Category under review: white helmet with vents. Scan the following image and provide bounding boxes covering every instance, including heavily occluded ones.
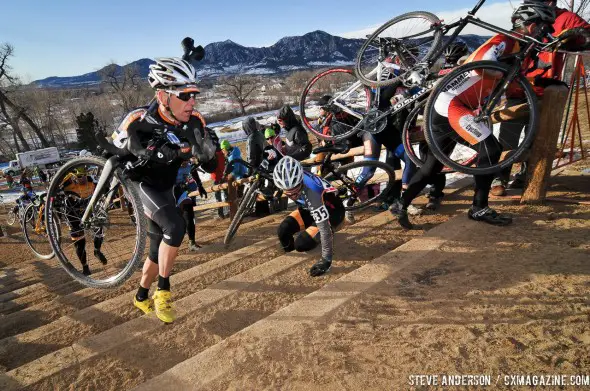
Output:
[273,156,303,190]
[148,57,198,89]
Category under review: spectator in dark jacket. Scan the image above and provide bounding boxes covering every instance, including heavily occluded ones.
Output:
[277,105,312,161]
[243,117,266,170]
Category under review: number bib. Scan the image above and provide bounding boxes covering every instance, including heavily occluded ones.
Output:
[311,205,329,224]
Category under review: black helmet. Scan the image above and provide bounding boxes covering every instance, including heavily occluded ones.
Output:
[317,95,332,108]
[443,42,469,64]
[512,1,556,29]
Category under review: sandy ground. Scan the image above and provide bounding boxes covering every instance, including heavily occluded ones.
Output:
[198,160,590,391]
[0,93,587,390]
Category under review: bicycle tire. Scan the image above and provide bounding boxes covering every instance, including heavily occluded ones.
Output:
[224,181,261,245]
[424,61,539,176]
[22,203,56,260]
[325,160,396,211]
[355,11,443,88]
[402,100,428,167]
[299,68,370,141]
[45,156,147,289]
[6,209,16,226]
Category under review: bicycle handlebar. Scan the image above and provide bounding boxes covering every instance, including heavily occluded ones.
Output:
[224,158,274,181]
[96,133,131,157]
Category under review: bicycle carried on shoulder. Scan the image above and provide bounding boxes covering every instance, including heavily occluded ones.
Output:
[301,0,590,174]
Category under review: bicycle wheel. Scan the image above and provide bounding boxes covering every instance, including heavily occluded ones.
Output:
[224,180,260,245]
[45,156,147,289]
[355,11,443,88]
[324,160,396,211]
[424,61,538,175]
[6,208,17,226]
[22,203,56,260]
[402,100,458,173]
[299,68,371,141]
[402,100,428,167]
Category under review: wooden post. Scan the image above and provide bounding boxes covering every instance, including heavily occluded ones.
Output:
[118,186,126,211]
[227,176,237,220]
[521,85,569,204]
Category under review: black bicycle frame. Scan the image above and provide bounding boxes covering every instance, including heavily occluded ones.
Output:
[426,15,532,68]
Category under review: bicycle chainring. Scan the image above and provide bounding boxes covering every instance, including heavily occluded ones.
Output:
[363,109,388,135]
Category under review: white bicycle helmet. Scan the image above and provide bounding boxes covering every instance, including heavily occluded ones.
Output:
[273,156,303,190]
[148,57,198,89]
[512,1,556,29]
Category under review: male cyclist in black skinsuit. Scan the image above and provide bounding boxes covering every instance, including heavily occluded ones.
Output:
[112,57,218,323]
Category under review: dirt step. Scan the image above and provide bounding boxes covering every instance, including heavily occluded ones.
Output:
[0,236,280,371]
[0,208,288,293]
[0,211,398,391]
[0,211,289,316]
[0,216,284,341]
[132,215,473,391]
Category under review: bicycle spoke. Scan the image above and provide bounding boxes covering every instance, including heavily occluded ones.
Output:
[426,61,537,175]
[300,68,369,141]
[356,12,442,87]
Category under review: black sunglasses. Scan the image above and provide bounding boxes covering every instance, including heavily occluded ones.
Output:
[167,90,198,102]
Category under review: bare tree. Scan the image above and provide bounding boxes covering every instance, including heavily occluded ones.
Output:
[283,70,316,104]
[98,62,149,114]
[558,0,590,16]
[218,75,261,115]
[0,43,51,149]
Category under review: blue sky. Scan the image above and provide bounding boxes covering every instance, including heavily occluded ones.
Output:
[2,0,510,81]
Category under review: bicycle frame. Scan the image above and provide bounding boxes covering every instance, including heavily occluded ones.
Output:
[330,0,562,132]
[80,156,122,224]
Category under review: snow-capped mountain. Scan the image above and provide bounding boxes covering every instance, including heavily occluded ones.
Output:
[34,31,489,88]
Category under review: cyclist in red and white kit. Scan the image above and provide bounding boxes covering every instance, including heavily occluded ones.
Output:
[491,0,590,195]
[392,1,557,228]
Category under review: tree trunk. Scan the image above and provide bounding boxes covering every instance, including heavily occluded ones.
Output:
[0,90,50,147]
[0,98,30,151]
[11,131,21,153]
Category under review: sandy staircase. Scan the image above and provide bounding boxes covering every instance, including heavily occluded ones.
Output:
[0,180,472,390]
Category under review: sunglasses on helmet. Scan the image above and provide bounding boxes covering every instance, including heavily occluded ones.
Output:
[166,90,199,102]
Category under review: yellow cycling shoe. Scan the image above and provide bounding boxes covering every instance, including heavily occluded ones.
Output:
[133,296,154,315]
[153,290,177,323]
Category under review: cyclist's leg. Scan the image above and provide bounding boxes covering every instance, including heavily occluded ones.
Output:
[295,203,344,251]
[68,217,91,275]
[472,135,502,209]
[396,144,417,190]
[384,148,403,203]
[278,207,309,252]
[401,150,446,210]
[295,226,319,252]
[181,202,196,243]
[375,120,404,203]
[134,217,161,313]
[355,132,381,187]
[429,174,446,198]
[494,98,529,189]
[136,182,185,322]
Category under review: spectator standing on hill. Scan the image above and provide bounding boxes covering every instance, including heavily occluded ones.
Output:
[243,117,266,171]
[277,105,312,161]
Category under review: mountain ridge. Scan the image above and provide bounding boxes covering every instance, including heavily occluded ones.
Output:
[34,31,489,88]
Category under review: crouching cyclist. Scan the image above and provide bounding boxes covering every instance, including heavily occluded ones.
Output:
[273,156,345,277]
[112,57,218,323]
[59,167,108,275]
